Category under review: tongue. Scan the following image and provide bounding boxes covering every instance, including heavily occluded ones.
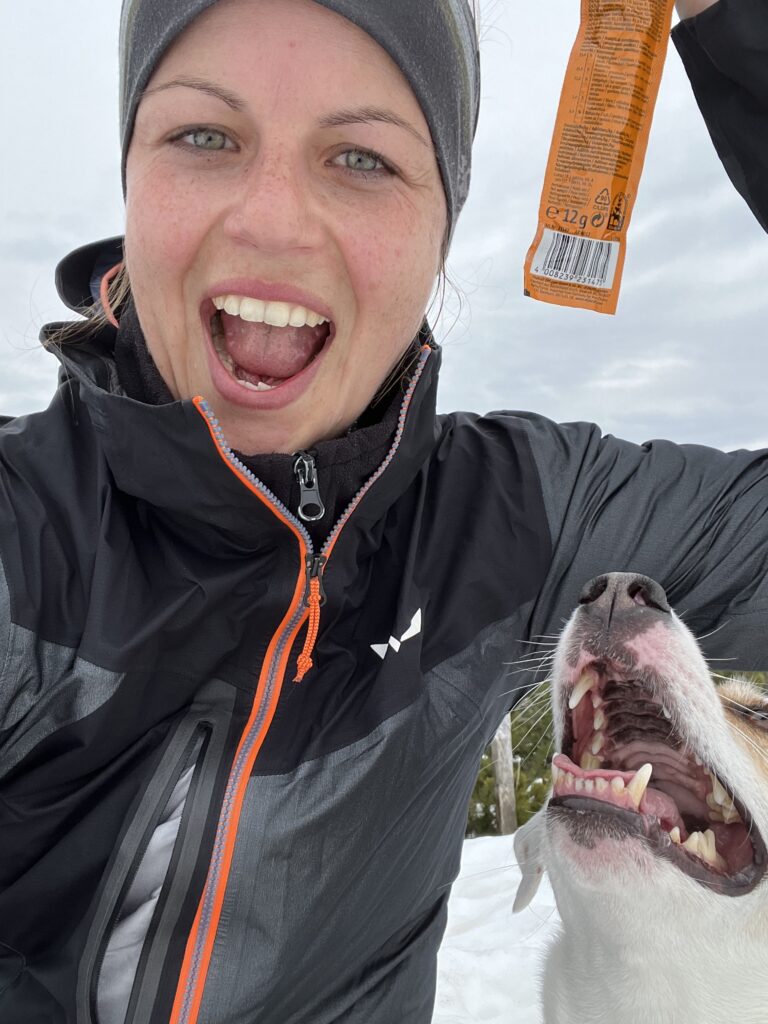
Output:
[220,311,326,380]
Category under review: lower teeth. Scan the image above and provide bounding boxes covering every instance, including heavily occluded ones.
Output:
[211,316,278,391]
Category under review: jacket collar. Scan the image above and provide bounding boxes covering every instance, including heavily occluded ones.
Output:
[41,239,441,551]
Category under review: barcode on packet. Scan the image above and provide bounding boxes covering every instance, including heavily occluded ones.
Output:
[531,229,620,290]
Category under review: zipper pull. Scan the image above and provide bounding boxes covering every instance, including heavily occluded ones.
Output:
[304,554,327,607]
[293,451,326,522]
[294,554,327,683]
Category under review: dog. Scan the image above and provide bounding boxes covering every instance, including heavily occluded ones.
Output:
[512,572,768,1024]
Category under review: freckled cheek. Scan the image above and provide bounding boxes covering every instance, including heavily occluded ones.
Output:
[127,172,217,275]
[336,217,434,328]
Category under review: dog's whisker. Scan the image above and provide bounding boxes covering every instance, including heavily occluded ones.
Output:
[693,621,731,642]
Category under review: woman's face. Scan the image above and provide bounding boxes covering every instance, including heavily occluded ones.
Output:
[124,0,447,455]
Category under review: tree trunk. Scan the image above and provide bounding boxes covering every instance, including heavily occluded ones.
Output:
[492,714,518,834]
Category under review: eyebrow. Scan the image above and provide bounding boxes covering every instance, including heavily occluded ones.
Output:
[143,79,429,149]
[143,76,246,111]
[317,107,430,149]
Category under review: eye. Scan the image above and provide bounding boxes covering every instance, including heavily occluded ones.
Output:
[733,703,768,729]
[171,127,236,152]
[333,148,394,178]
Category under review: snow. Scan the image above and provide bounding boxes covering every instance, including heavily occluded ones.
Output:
[435,836,561,1024]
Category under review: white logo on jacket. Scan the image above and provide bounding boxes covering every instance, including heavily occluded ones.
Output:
[371,608,422,660]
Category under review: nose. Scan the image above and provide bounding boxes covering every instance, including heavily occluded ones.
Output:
[578,572,671,616]
[223,147,321,254]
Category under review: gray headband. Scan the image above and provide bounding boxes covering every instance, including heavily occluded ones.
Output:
[119,0,480,240]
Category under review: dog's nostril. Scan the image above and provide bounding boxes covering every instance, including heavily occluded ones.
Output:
[578,575,610,605]
[627,578,671,613]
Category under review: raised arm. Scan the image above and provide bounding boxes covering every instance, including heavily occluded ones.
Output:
[672,0,768,231]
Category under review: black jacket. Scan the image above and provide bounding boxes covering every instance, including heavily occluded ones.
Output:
[1,4,766,1023]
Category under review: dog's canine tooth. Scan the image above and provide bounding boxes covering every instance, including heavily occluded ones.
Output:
[711,775,730,807]
[626,762,653,807]
[569,670,597,710]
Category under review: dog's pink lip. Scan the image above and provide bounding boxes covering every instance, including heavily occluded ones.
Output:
[202,278,335,324]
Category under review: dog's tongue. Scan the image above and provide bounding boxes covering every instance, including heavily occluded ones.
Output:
[221,311,324,380]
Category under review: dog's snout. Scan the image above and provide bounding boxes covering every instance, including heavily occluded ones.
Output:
[578,573,671,615]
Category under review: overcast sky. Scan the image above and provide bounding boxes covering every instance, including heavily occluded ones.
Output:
[2,1,767,450]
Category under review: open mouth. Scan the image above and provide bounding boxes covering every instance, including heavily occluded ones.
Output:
[206,294,335,394]
[550,662,768,895]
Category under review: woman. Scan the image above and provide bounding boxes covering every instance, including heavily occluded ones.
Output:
[1,1,766,1022]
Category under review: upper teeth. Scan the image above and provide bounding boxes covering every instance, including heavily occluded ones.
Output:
[569,670,598,710]
[212,295,329,329]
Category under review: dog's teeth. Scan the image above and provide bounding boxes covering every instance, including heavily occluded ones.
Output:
[661,705,671,719]
[706,772,742,822]
[575,778,585,792]
[682,829,728,871]
[711,775,733,809]
[626,763,653,808]
[595,778,608,793]
[584,779,595,793]
[580,753,602,770]
[569,670,597,710]
[683,831,702,856]
[593,708,606,730]
[669,826,682,844]
[591,692,602,709]
[551,764,560,784]
[590,732,604,756]
[610,777,625,794]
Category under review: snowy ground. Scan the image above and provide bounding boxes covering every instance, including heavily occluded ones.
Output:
[435,836,560,1024]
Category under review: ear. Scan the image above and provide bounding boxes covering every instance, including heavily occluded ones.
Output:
[512,808,548,913]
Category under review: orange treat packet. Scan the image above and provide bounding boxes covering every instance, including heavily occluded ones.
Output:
[524,0,677,315]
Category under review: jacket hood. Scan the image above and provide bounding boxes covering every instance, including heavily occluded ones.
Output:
[42,238,442,552]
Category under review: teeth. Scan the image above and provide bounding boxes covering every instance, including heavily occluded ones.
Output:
[626,762,653,808]
[237,380,276,392]
[669,826,681,844]
[610,777,625,795]
[706,771,741,823]
[213,294,329,329]
[569,670,596,710]
[590,732,604,756]
[551,764,560,784]
[595,778,608,794]
[593,708,606,730]
[584,779,594,793]
[580,753,602,770]
[661,705,671,719]
[681,828,727,870]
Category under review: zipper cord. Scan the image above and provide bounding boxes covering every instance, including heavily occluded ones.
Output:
[294,554,327,683]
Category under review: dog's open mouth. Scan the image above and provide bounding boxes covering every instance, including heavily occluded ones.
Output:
[550,662,768,895]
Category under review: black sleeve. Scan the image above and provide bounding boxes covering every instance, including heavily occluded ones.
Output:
[514,412,768,670]
[672,0,768,232]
